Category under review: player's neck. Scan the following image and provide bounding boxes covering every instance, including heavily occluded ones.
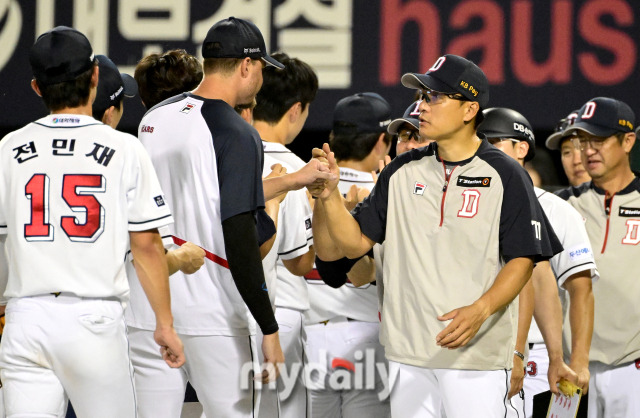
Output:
[437,133,482,162]
[253,120,288,145]
[192,75,238,107]
[593,166,636,196]
[50,103,93,116]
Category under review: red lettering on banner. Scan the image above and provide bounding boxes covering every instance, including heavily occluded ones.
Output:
[380,0,441,85]
[578,0,636,85]
[511,0,572,86]
[448,0,504,83]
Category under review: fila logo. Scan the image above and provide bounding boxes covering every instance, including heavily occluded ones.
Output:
[622,219,640,245]
[582,101,597,119]
[413,181,426,195]
[409,100,422,116]
[457,189,480,218]
[429,56,446,72]
[180,103,196,114]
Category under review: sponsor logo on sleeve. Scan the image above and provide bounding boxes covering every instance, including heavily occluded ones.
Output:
[141,125,154,133]
[154,195,166,207]
[568,245,592,261]
[413,181,426,195]
[180,103,196,114]
[618,207,640,217]
[305,218,312,230]
[456,176,491,187]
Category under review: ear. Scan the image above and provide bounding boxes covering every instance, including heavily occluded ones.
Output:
[623,132,636,153]
[102,106,115,125]
[31,79,42,97]
[463,101,480,123]
[375,133,389,155]
[91,65,99,88]
[240,57,252,78]
[515,141,529,160]
[288,102,302,123]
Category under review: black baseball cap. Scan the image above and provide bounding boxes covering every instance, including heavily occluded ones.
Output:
[92,55,138,114]
[202,17,284,69]
[30,26,95,85]
[545,110,579,150]
[333,93,392,136]
[566,97,635,138]
[401,54,489,108]
[388,101,421,134]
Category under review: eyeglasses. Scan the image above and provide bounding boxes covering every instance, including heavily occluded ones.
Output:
[487,137,520,146]
[397,129,427,144]
[418,90,467,106]
[571,135,611,151]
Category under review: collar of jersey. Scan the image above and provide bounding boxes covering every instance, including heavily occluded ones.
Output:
[261,140,291,153]
[589,173,640,196]
[339,166,375,182]
[37,114,102,128]
[434,138,487,166]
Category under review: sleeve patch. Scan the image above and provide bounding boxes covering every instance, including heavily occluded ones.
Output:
[567,245,592,262]
[154,195,166,207]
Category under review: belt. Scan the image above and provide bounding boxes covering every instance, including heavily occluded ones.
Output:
[318,317,357,325]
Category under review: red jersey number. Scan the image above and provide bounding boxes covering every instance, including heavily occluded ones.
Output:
[25,174,106,243]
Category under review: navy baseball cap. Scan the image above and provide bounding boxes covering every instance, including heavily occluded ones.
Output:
[92,55,138,114]
[202,17,284,69]
[545,110,579,150]
[401,54,489,108]
[333,92,392,135]
[30,26,95,85]
[566,97,635,138]
[388,101,421,134]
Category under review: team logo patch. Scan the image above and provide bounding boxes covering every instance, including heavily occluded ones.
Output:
[154,195,165,207]
[180,103,196,113]
[456,176,491,187]
[413,181,426,195]
[619,207,640,217]
[305,218,312,230]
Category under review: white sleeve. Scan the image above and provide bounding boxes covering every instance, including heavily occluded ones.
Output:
[277,189,312,261]
[126,139,173,232]
[548,198,599,287]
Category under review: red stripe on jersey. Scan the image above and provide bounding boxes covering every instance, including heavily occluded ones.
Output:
[172,235,229,269]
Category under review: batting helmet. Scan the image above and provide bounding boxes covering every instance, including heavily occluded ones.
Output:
[478,107,536,161]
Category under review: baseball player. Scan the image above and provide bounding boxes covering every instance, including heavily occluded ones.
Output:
[251,52,318,418]
[478,107,597,417]
[91,55,138,128]
[0,26,184,417]
[134,49,203,109]
[546,110,592,187]
[388,100,433,154]
[312,54,563,417]
[556,97,640,418]
[308,92,392,418]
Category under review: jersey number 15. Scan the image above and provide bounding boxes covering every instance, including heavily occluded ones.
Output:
[25,174,105,242]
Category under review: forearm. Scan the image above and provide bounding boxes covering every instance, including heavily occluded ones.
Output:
[531,261,564,360]
[321,188,373,259]
[263,175,297,200]
[130,229,173,329]
[312,198,346,261]
[346,256,376,287]
[475,257,534,318]
[222,212,278,335]
[516,279,534,354]
[282,247,315,277]
[564,272,594,366]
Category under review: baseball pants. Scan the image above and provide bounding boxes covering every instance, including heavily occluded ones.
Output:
[588,359,640,418]
[128,327,259,418]
[520,343,549,418]
[306,318,390,418]
[257,307,310,418]
[388,361,523,418]
[0,295,136,418]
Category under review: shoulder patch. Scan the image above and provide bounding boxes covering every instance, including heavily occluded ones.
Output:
[457,176,491,188]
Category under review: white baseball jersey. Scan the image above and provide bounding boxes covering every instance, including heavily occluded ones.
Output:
[306,167,379,323]
[127,93,266,336]
[261,153,313,309]
[527,187,599,344]
[0,115,172,300]
[262,141,313,311]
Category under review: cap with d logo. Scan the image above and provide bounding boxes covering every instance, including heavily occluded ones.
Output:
[566,97,635,138]
[388,101,421,134]
[401,54,489,108]
[545,110,579,150]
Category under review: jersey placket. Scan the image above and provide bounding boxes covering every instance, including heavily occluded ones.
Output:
[439,161,457,227]
[601,192,615,253]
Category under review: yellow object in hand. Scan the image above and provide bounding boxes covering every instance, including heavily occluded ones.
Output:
[558,379,581,397]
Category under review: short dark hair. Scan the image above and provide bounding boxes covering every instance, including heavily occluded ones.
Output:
[330,127,392,162]
[135,49,203,109]
[92,97,122,122]
[202,57,242,75]
[253,52,318,124]
[36,63,95,112]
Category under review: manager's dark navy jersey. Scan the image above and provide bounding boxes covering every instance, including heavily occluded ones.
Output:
[352,140,561,370]
[557,177,640,366]
[129,93,265,336]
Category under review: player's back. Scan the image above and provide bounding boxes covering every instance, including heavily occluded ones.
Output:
[0,114,171,300]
